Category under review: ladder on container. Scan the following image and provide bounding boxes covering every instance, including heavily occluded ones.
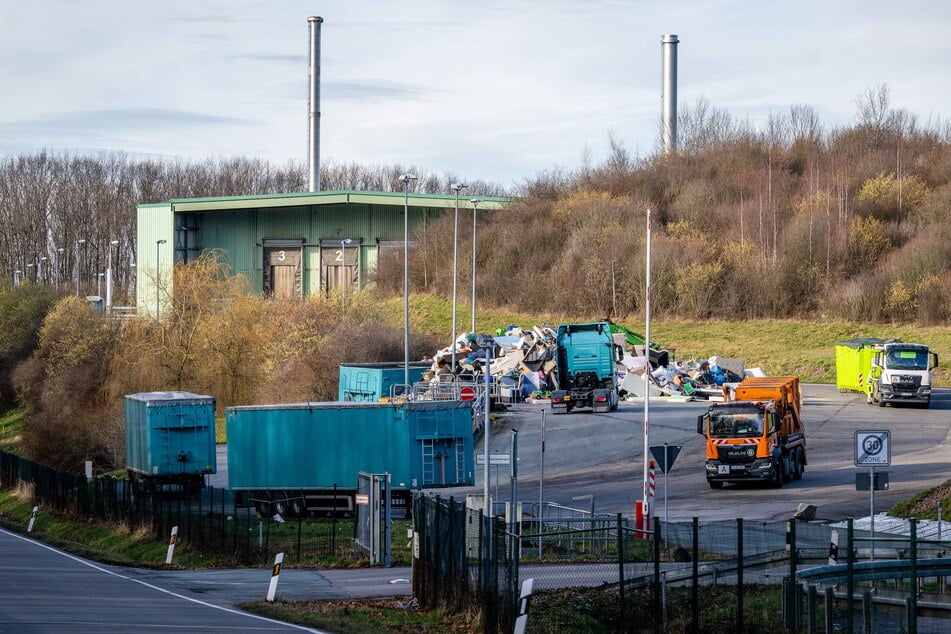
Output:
[455,437,466,484]
[421,438,435,486]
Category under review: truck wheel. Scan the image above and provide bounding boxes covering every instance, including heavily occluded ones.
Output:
[792,451,803,481]
[708,481,723,489]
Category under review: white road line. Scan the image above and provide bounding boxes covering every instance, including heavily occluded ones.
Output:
[0,527,328,633]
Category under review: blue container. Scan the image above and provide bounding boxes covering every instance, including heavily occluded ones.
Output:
[226,400,474,495]
[124,392,217,487]
[338,361,431,402]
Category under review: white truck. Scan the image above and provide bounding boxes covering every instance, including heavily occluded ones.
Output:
[866,342,939,408]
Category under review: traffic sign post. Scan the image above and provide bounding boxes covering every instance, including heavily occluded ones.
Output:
[459,386,476,401]
[649,444,683,526]
[855,430,891,562]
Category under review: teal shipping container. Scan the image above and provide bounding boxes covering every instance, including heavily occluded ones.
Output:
[226,400,474,514]
[124,391,217,491]
[338,361,431,402]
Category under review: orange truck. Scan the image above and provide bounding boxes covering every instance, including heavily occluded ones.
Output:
[696,376,807,489]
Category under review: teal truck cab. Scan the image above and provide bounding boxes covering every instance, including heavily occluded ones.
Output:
[550,322,623,414]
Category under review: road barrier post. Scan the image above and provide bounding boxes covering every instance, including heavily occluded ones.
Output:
[266,552,284,602]
[166,525,178,565]
[27,506,38,532]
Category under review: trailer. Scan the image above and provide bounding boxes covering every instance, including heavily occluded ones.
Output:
[338,361,431,402]
[226,399,475,516]
[124,391,217,494]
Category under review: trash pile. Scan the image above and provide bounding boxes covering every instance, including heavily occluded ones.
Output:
[420,322,762,404]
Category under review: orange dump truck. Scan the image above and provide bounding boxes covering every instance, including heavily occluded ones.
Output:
[696,376,806,489]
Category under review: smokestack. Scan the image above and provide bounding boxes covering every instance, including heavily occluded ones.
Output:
[308,16,323,192]
[661,34,679,154]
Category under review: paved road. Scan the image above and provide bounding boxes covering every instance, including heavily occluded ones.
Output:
[461,384,951,523]
[0,527,329,633]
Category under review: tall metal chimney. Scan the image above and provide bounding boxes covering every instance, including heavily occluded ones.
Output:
[308,16,323,192]
[661,34,679,154]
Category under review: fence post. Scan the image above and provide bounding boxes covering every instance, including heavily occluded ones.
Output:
[653,515,661,631]
[808,584,818,634]
[737,517,744,632]
[786,517,798,629]
[617,513,625,625]
[692,517,699,632]
[908,517,917,634]
[863,590,873,634]
[847,518,855,634]
[825,587,836,634]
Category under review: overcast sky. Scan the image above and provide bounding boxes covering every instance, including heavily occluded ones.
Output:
[2,1,950,189]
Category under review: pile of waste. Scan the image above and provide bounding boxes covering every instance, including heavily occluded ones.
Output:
[419,321,761,404]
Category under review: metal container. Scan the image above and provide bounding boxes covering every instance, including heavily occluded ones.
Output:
[226,400,474,494]
[338,361,431,402]
[124,392,217,487]
[834,338,894,392]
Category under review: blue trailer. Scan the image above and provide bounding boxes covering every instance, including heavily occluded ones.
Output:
[338,361,431,402]
[124,391,217,493]
[226,399,474,515]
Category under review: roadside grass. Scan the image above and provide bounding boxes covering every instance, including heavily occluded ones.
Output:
[0,408,25,454]
[244,599,478,634]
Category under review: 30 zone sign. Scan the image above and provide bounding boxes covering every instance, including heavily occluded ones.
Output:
[854,430,891,466]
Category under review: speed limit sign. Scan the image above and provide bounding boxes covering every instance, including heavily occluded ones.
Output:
[855,430,890,466]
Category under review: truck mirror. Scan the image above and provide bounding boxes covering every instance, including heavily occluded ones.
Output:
[696,415,704,435]
[614,344,624,363]
[931,353,939,370]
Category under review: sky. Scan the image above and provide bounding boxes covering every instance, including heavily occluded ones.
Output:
[2,1,950,190]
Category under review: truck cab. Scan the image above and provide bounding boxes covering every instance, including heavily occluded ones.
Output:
[550,322,624,414]
[867,343,938,407]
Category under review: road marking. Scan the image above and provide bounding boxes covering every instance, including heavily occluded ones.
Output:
[0,527,326,633]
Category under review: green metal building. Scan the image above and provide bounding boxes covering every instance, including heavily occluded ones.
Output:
[136,190,508,313]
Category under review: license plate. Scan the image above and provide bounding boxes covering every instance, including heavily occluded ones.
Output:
[718,465,730,474]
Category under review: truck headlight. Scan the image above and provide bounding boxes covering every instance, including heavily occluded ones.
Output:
[750,459,773,474]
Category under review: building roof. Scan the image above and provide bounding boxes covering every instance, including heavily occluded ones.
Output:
[145,189,510,213]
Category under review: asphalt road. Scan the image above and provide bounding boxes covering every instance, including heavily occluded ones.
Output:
[0,527,327,633]
[462,384,951,523]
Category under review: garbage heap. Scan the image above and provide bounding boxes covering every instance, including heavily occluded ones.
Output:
[421,323,760,403]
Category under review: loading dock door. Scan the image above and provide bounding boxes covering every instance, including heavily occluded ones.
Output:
[320,240,360,295]
[263,246,302,299]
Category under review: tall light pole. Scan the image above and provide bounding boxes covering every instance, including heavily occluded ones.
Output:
[399,174,417,391]
[450,183,467,372]
[106,239,119,313]
[55,247,65,292]
[642,208,654,531]
[38,257,48,284]
[340,238,352,310]
[74,239,86,296]
[470,198,482,334]
[156,239,167,319]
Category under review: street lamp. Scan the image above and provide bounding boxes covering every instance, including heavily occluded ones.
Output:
[156,239,167,319]
[450,183,468,372]
[74,239,86,296]
[38,257,48,284]
[55,247,65,292]
[470,198,483,334]
[399,174,417,391]
[106,239,119,313]
[340,238,352,310]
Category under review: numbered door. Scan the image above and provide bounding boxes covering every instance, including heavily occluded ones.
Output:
[321,243,359,295]
[263,247,302,299]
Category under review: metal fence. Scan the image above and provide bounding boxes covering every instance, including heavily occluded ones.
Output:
[414,494,951,633]
[0,450,362,566]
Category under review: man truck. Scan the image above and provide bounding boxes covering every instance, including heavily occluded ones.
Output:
[866,342,938,408]
[697,376,806,489]
[550,322,623,414]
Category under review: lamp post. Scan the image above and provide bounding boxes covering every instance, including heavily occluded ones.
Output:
[55,247,65,292]
[38,257,48,284]
[340,238,352,309]
[450,183,467,372]
[470,198,482,334]
[399,174,417,391]
[74,239,86,296]
[106,239,119,313]
[156,239,167,319]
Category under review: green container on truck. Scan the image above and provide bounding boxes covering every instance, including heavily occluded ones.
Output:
[550,322,623,414]
[226,399,474,515]
[124,391,217,493]
[338,361,431,402]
